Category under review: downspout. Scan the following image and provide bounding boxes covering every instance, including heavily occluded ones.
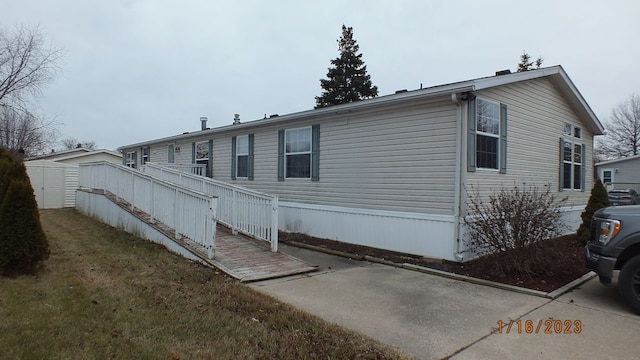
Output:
[451,93,464,261]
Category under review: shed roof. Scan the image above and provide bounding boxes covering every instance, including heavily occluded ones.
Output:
[595,154,640,167]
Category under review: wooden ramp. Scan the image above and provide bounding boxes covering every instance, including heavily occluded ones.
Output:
[83,189,317,282]
[211,226,318,282]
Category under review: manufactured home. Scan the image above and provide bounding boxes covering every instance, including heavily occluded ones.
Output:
[596,155,640,192]
[119,66,604,261]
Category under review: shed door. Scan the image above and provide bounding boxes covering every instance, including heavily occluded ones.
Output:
[43,167,65,209]
[28,166,46,208]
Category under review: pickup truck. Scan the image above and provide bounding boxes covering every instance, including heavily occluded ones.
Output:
[585,205,640,314]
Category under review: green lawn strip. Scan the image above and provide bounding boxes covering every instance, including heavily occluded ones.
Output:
[0,209,409,359]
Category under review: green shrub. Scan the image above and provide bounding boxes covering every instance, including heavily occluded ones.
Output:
[577,179,610,245]
[0,149,49,276]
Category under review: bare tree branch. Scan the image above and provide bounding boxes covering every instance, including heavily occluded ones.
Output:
[0,24,63,156]
[597,93,640,160]
[0,107,58,156]
[0,24,63,109]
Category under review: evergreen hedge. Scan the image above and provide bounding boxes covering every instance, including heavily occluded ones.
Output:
[0,147,49,276]
[577,179,610,245]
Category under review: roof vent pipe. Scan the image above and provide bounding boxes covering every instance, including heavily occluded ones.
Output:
[200,116,208,130]
[233,114,241,125]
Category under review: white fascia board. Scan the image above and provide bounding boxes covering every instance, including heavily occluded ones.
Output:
[596,154,640,167]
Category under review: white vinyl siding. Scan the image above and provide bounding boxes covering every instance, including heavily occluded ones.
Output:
[465,78,593,206]
[213,98,458,215]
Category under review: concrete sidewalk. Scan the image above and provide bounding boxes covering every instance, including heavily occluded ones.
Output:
[250,244,640,359]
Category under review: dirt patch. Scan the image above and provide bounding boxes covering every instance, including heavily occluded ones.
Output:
[280,232,588,293]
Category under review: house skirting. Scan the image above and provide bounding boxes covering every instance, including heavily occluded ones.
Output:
[278,203,586,262]
[279,202,457,261]
[560,205,585,234]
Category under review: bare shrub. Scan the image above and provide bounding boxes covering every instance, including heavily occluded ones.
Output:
[464,184,568,276]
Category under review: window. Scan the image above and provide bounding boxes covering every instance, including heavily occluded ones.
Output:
[467,97,507,173]
[231,135,253,180]
[560,123,585,191]
[561,139,584,191]
[285,127,311,178]
[126,151,136,169]
[602,170,613,184]
[236,135,249,178]
[168,144,175,163]
[193,140,212,177]
[278,125,320,181]
[141,147,150,165]
[195,141,209,161]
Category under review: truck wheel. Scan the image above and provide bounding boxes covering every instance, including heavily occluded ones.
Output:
[619,255,640,315]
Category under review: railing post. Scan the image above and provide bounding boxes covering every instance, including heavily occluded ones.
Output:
[271,196,278,252]
[150,179,155,223]
[232,188,238,235]
[130,172,135,211]
[208,197,217,259]
[174,188,179,239]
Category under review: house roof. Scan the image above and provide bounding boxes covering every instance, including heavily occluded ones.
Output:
[119,65,604,150]
[27,149,121,162]
[595,154,640,167]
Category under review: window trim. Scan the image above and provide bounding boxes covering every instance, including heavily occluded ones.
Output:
[235,135,249,179]
[467,97,507,174]
[141,146,150,165]
[285,126,312,179]
[126,151,137,169]
[278,125,320,181]
[167,143,175,163]
[560,137,585,191]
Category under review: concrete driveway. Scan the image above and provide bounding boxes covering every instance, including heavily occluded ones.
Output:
[250,244,640,359]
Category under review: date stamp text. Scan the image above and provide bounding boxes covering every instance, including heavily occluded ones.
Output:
[497,319,582,334]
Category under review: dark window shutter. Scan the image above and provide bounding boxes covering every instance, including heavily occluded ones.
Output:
[581,144,586,191]
[559,138,564,192]
[248,134,254,181]
[499,103,507,174]
[231,136,237,180]
[467,97,477,172]
[122,152,126,165]
[208,140,213,178]
[191,142,196,164]
[277,130,285,181]
[311,125,320,181]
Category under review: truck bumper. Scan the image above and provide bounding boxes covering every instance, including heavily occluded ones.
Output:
[585,245,617,285]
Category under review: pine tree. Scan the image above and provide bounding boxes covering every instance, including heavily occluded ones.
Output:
[577,179,610,245]
[315,25,378,108]
[516,51,543,72]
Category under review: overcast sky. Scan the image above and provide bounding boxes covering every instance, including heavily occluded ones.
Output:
[5,0,639,151]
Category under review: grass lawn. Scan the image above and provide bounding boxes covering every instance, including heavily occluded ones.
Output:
[0,209,409,359]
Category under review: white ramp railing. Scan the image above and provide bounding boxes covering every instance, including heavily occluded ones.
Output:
[143,162,278,252]
[79,161,217,259]
[152,163,206,176]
